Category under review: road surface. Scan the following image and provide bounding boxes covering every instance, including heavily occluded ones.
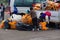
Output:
[0,29,60,40]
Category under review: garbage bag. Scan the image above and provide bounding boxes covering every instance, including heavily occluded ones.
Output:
[9,21,17,29]
[4,20,10,29]
[21,14,32,24]
[16,22,33,31]
[45,11,51,16]
[10,14,22,22]
[0,20,5,29]
[39,22,48,30]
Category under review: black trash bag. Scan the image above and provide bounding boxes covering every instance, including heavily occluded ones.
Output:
[4,20,10,29]
[16,22,33,31]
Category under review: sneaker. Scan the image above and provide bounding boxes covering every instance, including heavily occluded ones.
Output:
[32,28,35,31]
[37,28,40,31]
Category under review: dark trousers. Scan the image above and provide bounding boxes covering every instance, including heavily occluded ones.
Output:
[32,17,39,29]
[1,12,4,20]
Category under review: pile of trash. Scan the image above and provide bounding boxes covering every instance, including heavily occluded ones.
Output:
[0,13,48,31]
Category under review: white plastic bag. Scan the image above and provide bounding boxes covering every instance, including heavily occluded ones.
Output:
[10,14,22,22]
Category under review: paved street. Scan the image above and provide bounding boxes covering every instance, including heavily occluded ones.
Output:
[0,29,60,40]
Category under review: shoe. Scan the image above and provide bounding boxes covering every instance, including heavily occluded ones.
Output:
[32,28,35,31]
[37,28,40,31]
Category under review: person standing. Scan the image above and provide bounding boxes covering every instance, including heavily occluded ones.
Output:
[4,6,11,20]
[1,3,5,20]
[0,4,2,20]
[29,7,39,31]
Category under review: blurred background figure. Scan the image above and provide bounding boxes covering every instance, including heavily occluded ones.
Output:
[4,6,11,20]
[1,3,5,20]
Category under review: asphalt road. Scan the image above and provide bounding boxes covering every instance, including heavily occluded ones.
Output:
[0,29,60,40]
